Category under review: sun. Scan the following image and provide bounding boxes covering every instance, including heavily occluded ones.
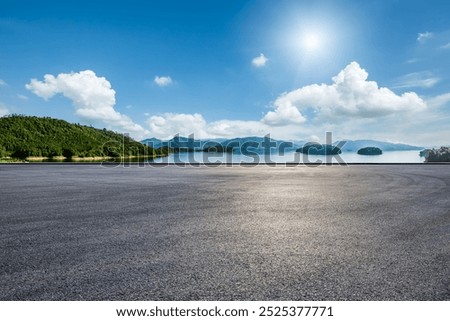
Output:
[281,19,338,63]
[303,33,320,51]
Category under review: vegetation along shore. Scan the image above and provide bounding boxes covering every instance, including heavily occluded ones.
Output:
[0,115,168,161]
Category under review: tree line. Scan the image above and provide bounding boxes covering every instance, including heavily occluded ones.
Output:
[0,115,166,159]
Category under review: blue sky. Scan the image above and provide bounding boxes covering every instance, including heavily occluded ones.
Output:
[1,0,450,145]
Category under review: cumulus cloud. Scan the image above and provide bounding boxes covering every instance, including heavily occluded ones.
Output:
[143,62,429,140]
[154,76,172,87]
[262,61,426,125]
[252,53,268,67]
[417,32,433,43]
[441,42,450,50]
[146,113,269,139]
[262,100,306,126]
[0,79,6,86]
[147,113,209,138]
[394,71,440,89]
[26,70,145,134]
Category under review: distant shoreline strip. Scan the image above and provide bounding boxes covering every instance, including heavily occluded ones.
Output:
[0,162,449,166]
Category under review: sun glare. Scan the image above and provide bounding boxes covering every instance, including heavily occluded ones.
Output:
[280,15,344,65]
[303,33,320,50]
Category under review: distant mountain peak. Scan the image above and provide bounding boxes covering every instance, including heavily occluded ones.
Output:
[140,136,423,152]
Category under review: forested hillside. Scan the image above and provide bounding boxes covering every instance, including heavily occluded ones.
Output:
[0,115,164,159]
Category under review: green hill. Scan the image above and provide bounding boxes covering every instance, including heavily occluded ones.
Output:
[0,115,165,159]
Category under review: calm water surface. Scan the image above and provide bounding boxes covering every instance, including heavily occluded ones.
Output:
[150,150,425,164]
[24,150,425,163]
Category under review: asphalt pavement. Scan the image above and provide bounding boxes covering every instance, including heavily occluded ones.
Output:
[0,164,449,300]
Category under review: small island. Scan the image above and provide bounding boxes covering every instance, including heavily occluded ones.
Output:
[424,147,450,162]
[357,147,383,155]
[296,143,342,155]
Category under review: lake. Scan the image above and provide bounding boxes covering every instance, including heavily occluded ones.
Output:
[22,150,425,164]
[149,150,425,164]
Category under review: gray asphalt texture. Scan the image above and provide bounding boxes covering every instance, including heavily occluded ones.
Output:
[0,164,449,300]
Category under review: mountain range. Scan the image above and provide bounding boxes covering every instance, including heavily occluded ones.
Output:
[141,136,423,153]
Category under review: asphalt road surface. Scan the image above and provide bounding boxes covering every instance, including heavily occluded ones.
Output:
[0,164,449,300]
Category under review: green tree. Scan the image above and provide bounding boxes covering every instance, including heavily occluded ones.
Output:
[0,115,166,160]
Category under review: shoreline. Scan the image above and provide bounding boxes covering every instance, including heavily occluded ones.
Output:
[0,154,169,163]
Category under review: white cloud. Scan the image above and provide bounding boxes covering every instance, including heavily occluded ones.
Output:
[417,32,433,43]
[146,113,269,139]
[0,79,6,87]
[307,135,320,143]
[426,93,450,109]
[0,103,9,117]
[143,62,432,142]
[147,113,209,139]
[207,119,268,138]
[252,53,268,67]
[262,100,306,126]
[154,76,172,87]
[440,42,450,49]
[17,62,446,145]
[394,71,440,89]
[17,94,28,100]
[26,70,146,135]
[262,61,426,125]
